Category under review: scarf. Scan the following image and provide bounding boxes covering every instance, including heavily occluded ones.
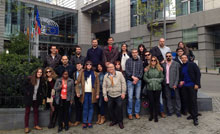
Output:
[84,70,95,88]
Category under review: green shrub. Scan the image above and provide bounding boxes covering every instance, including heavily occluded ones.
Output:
[0,53,42,96]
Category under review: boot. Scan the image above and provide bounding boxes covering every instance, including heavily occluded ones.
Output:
[52,110,58,128]
[96,114,101,124]
[99,116,106,125]
[48,111,54,129]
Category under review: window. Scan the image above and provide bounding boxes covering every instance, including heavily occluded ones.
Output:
[176,0,203,16]
[183,28,198,50]
[214,29,220,49]
[190,0,203,13]
[131,0,137,27]
[132,37,143,49]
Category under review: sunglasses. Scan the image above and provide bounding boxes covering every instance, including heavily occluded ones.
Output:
[145,54,150,56]
[151,60,156,62]
[86,63,92,65]
[46,71,52,73]
[166,56,172,58]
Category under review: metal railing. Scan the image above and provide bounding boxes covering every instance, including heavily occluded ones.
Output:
[0,74,27,108]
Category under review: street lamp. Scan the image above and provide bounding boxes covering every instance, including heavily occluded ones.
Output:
[27,6,33,63]
[163,0,166,40]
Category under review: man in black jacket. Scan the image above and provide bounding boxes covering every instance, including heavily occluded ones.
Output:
[44,45,61,69]
[85,39,103,69]
[56,56,75,79]
[180,54,201,126]
[150,38,171,64]
[70,46,85,67]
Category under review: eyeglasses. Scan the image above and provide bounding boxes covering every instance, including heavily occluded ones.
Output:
[46,71,52,73]
[151,60,156,62]
[145,54,150,56]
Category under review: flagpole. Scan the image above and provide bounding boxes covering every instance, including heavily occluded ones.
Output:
[28,7,33,63]
[36,31,39,58]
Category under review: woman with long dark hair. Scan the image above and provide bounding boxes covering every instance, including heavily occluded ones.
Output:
[24,68,45,133]
[76,61,100,129]
[178,41,195,61]
[143,56,164,123]
[138,44,146,61]
[117,43,131,72]
[96,63,107,125]
[114,61,123,72]
[54,70,74,132]
[44,67,57,129]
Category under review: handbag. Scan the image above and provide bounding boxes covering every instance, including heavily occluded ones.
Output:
[78,83,82,95]
[142,85,148,96]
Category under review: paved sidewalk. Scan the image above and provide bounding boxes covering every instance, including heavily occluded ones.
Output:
[0,112,220,134]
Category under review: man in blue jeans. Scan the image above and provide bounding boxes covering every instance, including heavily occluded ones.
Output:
[125,49,143,120]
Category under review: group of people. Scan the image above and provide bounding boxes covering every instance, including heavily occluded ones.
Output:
[23,37,201,133]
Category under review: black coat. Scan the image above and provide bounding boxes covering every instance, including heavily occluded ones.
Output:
[55,64,76,79]
[117,51,132,61]
[150,46,164,62]
[180,62,201,88]
[23,77,45,107]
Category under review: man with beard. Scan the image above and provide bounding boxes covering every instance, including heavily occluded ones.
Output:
[162,52,181,117]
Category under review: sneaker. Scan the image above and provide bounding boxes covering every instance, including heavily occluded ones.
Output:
[176,113,181,118]
[167,112,172,116]
[82,123,87,129]
[88,123,93,128]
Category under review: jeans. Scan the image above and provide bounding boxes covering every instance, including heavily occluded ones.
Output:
[108,96,123,123]
[83,93,94,124]
[127,80,142,115]
[24,101,39,128]
[58,99,70,127]
[97,92,105,116]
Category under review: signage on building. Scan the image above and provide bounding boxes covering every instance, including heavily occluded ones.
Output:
[40,17,59,35]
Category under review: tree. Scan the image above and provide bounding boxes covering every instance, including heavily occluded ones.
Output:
[5,32,29,55]
[136,0,176,48]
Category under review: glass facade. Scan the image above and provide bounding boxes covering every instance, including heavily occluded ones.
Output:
[4,0,78,46]
[37,0,77,9]
[176,0,203,16]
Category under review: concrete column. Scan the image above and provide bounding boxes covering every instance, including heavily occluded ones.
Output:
[198,27,215,69]
[0,0,5,53]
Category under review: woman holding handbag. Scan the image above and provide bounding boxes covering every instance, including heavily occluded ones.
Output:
[44,67,58,128]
